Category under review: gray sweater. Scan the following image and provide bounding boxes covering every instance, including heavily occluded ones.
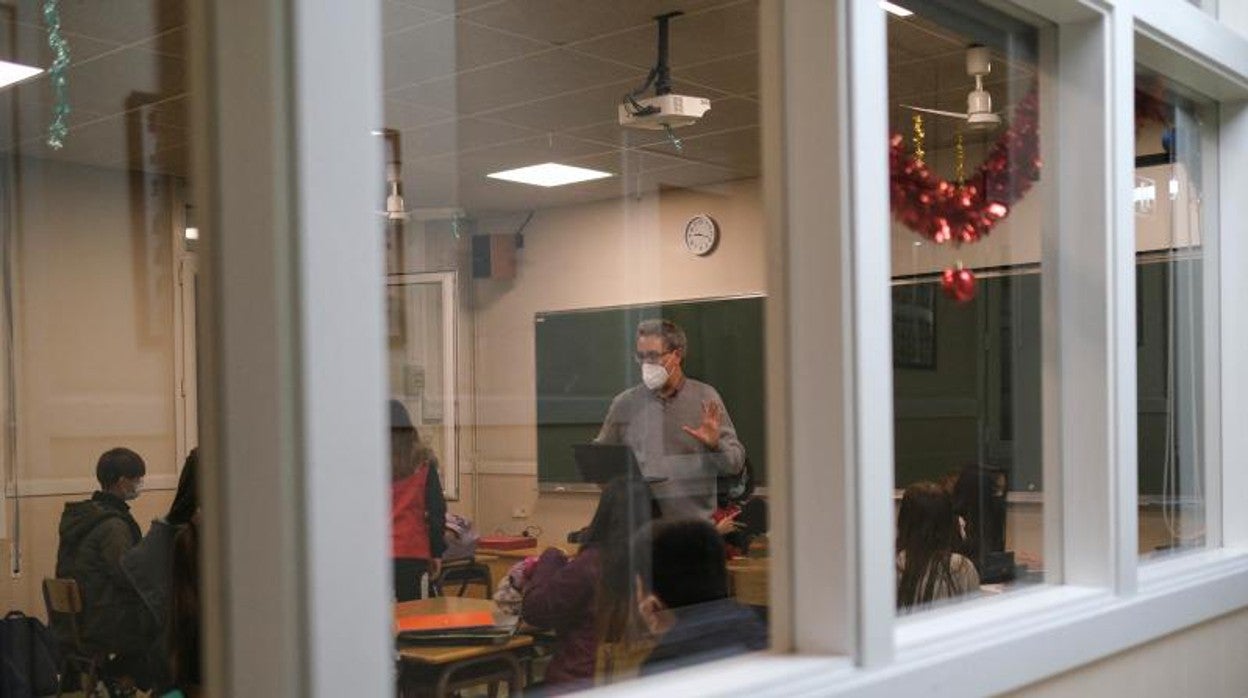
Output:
[595,378,746,519]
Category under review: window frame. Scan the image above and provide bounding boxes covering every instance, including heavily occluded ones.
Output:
[191,0,1248,695]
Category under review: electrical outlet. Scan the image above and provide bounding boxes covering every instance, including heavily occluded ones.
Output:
[511,506,530,519]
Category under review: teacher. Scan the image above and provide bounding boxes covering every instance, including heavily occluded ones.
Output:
[595,319,746,519]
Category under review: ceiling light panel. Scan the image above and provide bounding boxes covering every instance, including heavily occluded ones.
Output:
[0,60,43,89]
[487,162,613,187]
[879,1,914,17]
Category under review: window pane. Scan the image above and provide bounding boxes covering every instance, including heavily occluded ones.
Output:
[0,1,201,693]
[382,2,773,692]
[1135,69,1217,558]
[888,2,1048,613]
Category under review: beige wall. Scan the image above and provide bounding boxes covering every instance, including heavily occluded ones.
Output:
[460,178,766,537]
[0,156,181,616]
[1010,606,1248,697]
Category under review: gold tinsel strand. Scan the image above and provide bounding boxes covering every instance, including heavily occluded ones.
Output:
[955,131,965,185]
[911,113,925,166]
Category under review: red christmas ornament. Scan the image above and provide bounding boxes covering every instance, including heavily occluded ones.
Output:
[940,265,976,303]
[889,84,1041,247]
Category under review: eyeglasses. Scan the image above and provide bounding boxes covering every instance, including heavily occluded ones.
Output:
[635,349,673,364]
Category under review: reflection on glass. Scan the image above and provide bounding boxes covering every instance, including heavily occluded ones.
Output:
[888,1,1046,614]
[382,2,769,692]
[1135,71,1216,558]
[0,0,200,694]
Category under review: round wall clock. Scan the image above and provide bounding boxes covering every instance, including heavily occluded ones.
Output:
[683,213,720,256]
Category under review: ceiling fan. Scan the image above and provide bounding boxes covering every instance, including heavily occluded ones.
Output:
[901,45,1001,132]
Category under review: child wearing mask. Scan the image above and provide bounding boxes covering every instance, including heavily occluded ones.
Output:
[390,400,447,602]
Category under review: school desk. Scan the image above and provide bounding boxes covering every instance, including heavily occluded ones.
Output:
[395,597,533,697]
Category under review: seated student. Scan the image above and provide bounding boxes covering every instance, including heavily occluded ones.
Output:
[390,400,447,602]
[634,519,767,676]
[712,458,767,558]
[896,481,980,611]
[55,447,153,690]
[521,477,656,693]
[122,449,198,693]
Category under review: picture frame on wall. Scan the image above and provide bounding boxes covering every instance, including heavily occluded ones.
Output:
[892,283,937,370]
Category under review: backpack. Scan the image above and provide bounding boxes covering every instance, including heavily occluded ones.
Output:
[0,611,60,698]
[443,513,479,561]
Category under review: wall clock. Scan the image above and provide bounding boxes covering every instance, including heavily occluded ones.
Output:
[683,213,719,256]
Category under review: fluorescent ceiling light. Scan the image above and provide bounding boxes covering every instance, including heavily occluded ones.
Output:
[487,162,613,188]
[879,1,914,17]
[184,226,200,241]
[0,60,43,89]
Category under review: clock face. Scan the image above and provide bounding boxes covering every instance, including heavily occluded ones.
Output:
[684,214,719,256]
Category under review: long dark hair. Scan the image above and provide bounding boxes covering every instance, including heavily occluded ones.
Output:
[167,449,199,526]
[896,481,959,609]
[585,477,656,644]
[169,521,201,689]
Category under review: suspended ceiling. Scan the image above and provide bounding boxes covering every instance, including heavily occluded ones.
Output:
[0,0,1036,218]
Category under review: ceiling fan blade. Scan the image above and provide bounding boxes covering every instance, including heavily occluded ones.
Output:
[899,105,970,120]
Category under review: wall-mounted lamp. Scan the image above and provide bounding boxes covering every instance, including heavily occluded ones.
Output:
[184,204,199,241]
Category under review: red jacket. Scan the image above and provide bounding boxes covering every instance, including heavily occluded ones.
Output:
[391,463,447,560]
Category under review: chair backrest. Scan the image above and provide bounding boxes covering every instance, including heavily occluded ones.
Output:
[43,578,82,615]
[42,577,85,650]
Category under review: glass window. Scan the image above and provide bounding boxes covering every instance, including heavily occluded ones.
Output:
[1134,69,1218,558]
[887,1,1047,613]
[381,2,773,692]
[0,1,201,694]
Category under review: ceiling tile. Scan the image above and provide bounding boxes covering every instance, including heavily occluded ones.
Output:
[383,0,441,35]
[400,117,538,159]
[388,48,639,116]
[677,52,757,96]
[21,0,186,46]
[0,20,120,66]
[384,18,547,92]
[13,112,185,174]
[460,0,734,46]
[399,0,502,18]
[60,48,185,117]
[0,96,108,149]
[639,126,757,173]
[573,2,757,71]
[133,27,185,59]
[384,98,458,130]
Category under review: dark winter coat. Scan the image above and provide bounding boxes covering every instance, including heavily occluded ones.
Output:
[521,546,603,690]
[54,492,149,654]
[640,597,767,676]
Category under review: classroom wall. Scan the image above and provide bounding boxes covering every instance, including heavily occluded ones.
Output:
[466,178,766,538]
[0,156,181,617]
[1009,606,1248,697]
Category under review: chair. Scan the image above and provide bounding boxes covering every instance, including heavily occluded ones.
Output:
[437,558,493,599]
[41,578,103,698]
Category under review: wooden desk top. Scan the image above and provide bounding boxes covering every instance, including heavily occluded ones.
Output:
[478,541,577,559]
[394,597,532,665]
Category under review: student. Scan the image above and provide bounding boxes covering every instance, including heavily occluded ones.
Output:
[122,449,199,693]
[633,518,767,676]
[390,400,447,602]
[54,447,152,690]
[712,457,768,557]
[521,477,656,692]
[896,481,980,611]
[167,517,201,696]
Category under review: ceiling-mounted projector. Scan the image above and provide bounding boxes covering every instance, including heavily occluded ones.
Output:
[619,93,711,130]
[619,12,711,133]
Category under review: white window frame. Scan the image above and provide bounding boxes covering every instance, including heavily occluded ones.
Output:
[191,0,1248,696]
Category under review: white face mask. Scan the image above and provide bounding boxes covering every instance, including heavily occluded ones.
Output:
[125,479,143,501]
[642,362,669,391]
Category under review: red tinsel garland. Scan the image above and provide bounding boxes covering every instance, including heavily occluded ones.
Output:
[889,85,1041,246]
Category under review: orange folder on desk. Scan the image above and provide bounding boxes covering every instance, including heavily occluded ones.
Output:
[396,611,495,633]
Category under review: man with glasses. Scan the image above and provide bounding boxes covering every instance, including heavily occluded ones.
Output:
[595,319,746,519]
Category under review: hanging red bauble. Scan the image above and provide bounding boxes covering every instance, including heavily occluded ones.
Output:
[940,265,976,303]
[890,84,1041,246]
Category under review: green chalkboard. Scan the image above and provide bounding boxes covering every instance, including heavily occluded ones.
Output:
[536,296,766,486]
